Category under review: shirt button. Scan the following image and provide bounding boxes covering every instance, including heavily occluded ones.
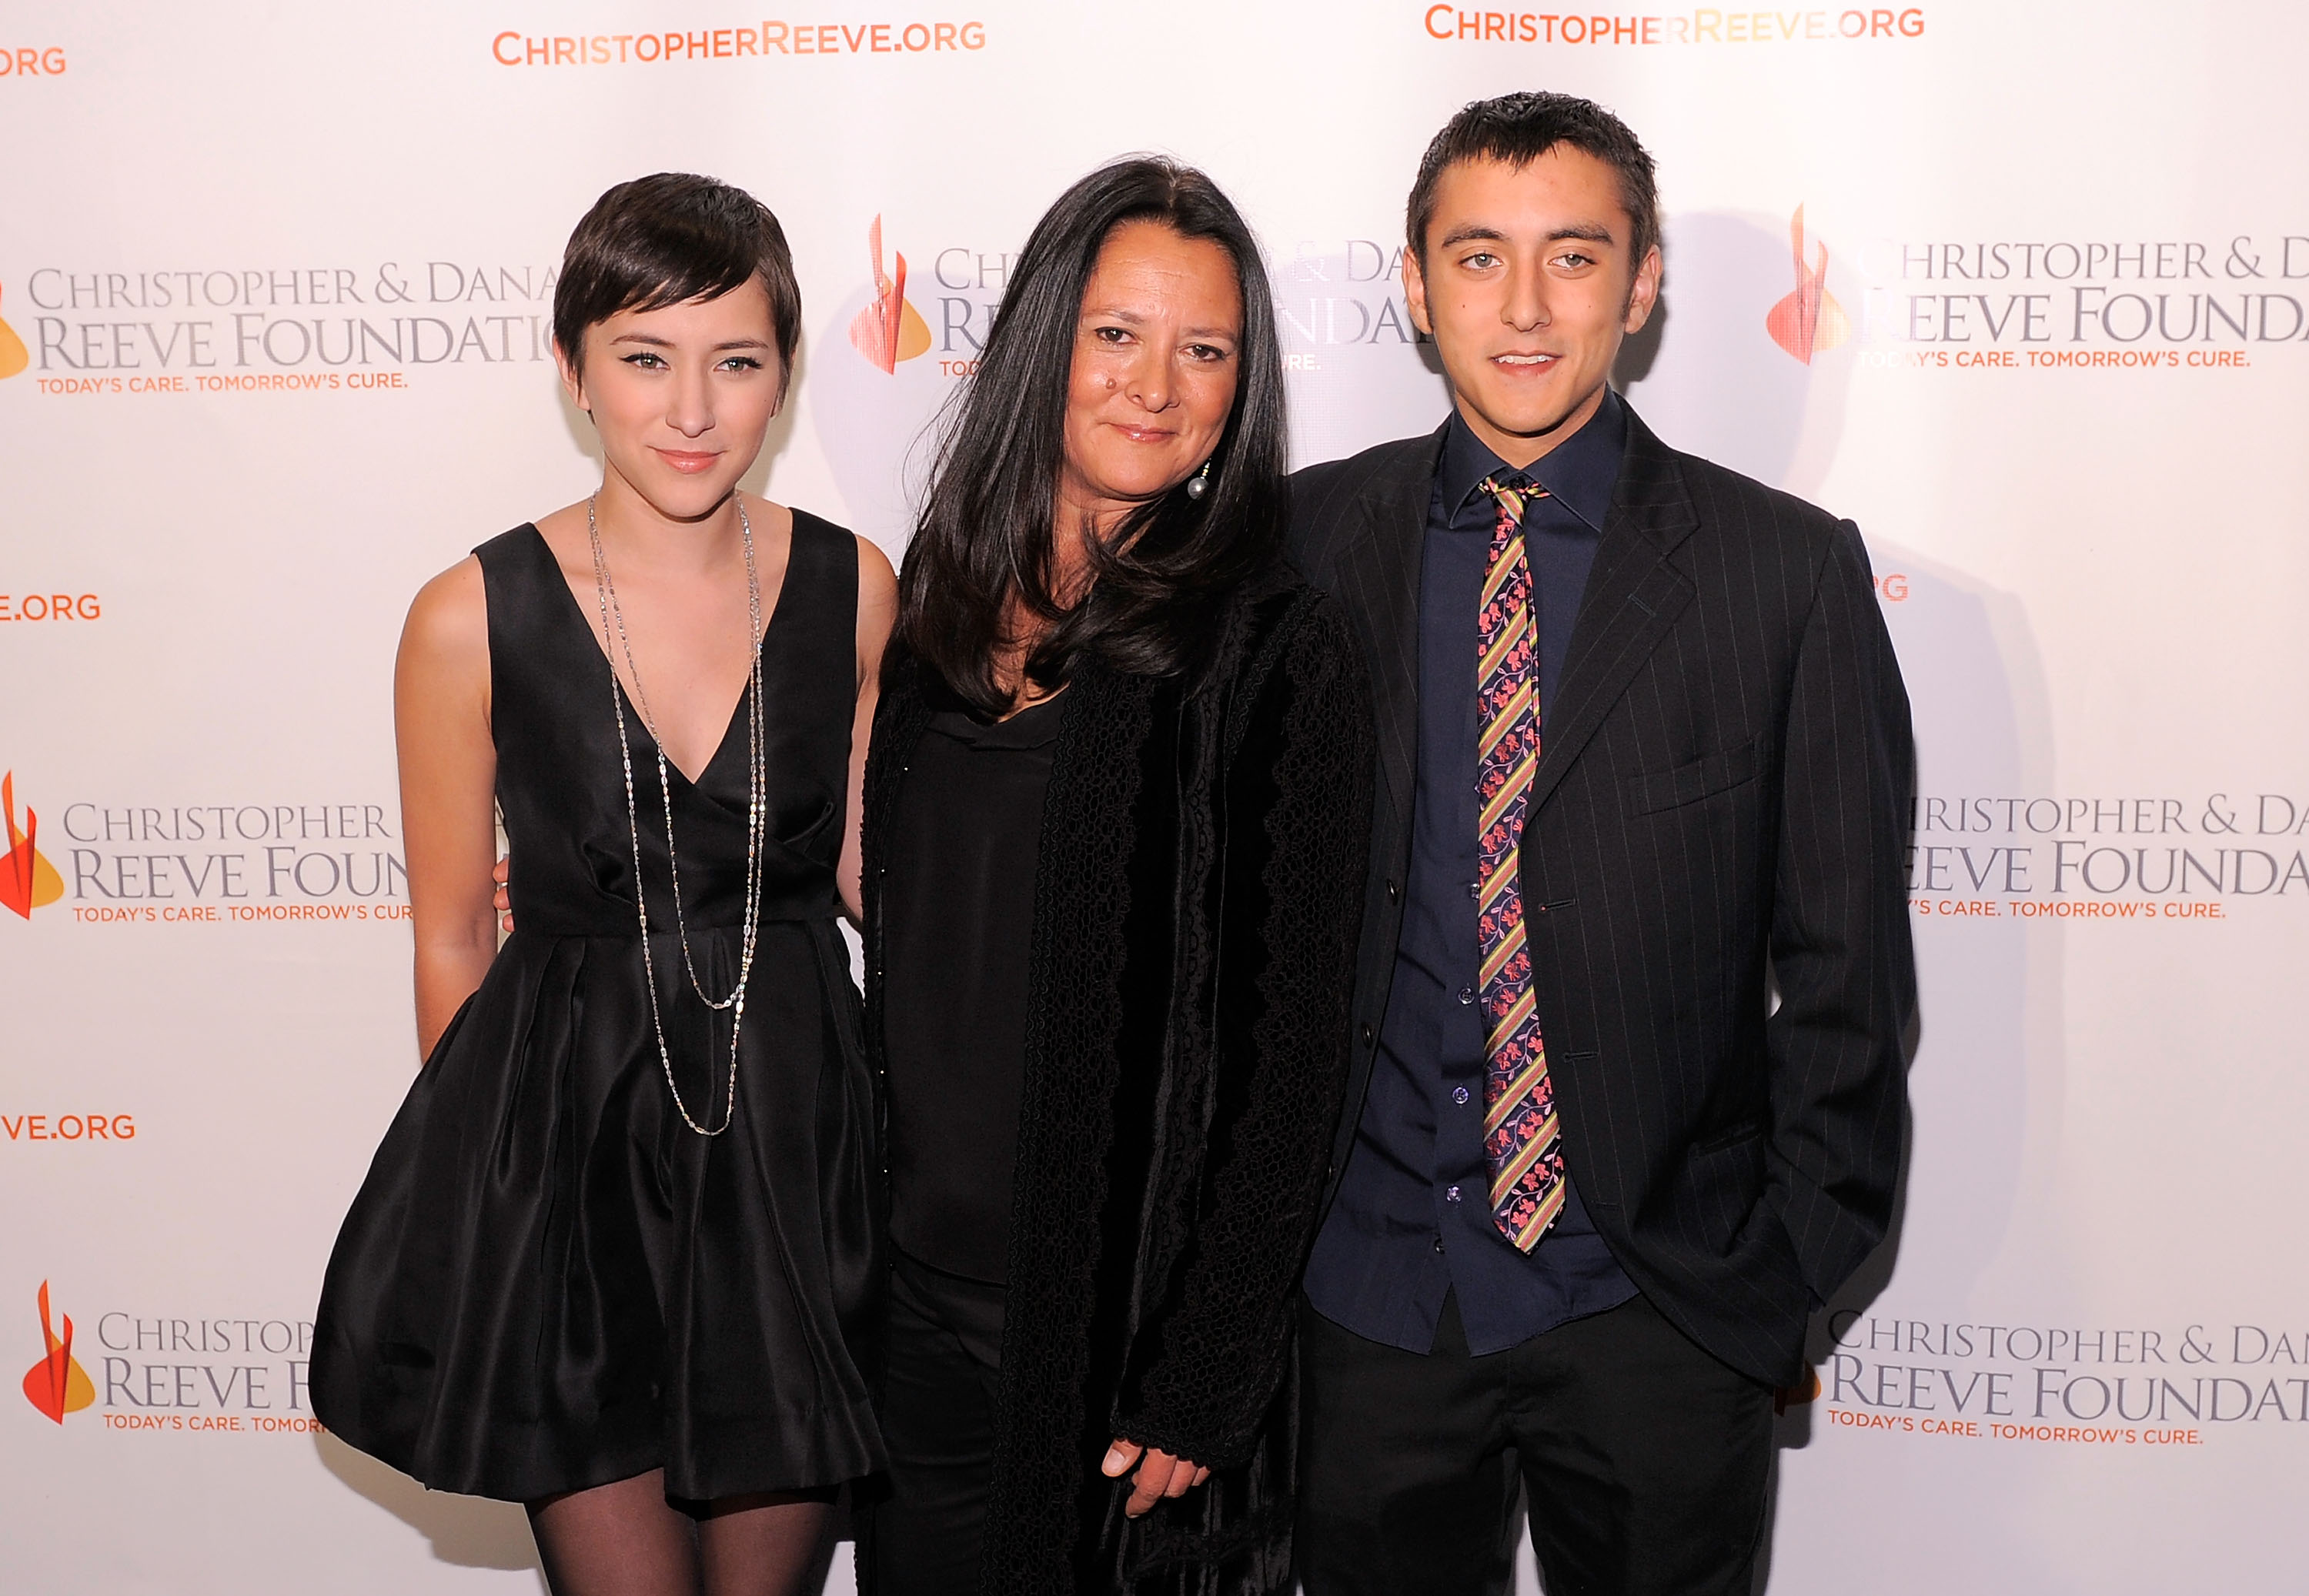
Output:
[1467,880,1480,900]
[1445,1184,1462,1203]
[1458,986,1475,1005]
[1452,1086,1471,1105]
[1433,1237,1445,1253]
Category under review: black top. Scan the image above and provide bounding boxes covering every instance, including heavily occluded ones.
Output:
[880,688,1064,1284]
[860,575,1375,1593]
[1304,392,1639,1356]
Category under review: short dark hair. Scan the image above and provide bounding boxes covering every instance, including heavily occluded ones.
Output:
[1406,92,1660,277]
[551,172,800,389]
[897,157,1288,716]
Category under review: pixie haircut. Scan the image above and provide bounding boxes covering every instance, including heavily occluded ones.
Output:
[1406,92,1661,280]
[551,172,800,389]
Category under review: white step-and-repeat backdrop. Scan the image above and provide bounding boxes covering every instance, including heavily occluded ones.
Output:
[5,2,2304,1591]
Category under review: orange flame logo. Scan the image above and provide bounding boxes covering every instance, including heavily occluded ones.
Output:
[22,1282,95,1424]
[847,215,931,373]
[1765,206,1850,365]
[2,772,66,919]
[0,282,29,380]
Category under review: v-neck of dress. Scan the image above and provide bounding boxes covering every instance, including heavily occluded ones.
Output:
[525,519,796,790]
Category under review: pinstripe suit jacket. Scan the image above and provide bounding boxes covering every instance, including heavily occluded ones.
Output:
[1288,403,1915,1385]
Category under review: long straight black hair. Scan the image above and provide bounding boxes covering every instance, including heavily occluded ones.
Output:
[896,157,1288,715]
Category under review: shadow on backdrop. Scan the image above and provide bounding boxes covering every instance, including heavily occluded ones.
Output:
[1619,210,1854,499]
[315,1431,543,1576]
[1747,556,2065,1584]
[1605,213,2063,1594]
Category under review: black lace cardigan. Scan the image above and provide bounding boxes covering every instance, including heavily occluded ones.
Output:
[859,569,1375,1595]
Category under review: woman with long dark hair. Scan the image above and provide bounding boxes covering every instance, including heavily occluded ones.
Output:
[858,159,1374,1595]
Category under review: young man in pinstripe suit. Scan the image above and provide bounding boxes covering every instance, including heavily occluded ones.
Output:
[1288,93,1915,1595]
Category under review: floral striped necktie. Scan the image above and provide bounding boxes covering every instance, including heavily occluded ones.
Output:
[1475,474,1566,1251]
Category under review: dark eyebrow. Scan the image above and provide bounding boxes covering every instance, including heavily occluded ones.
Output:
[1436,222,1620,249]
[606,332,771,351]
[1081,307,1238,342]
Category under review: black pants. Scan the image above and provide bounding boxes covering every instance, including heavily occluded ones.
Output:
[858,1251,1006,1596]
[1296,1290,1773,1596]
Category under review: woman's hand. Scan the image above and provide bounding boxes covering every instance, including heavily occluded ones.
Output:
[1101,1438,1210,1518]
[492,855,513,933]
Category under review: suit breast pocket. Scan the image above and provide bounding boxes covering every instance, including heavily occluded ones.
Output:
[1626,739,1760,816]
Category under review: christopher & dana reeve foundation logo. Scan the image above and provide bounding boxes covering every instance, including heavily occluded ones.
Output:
[1817,1308,2309,1446]
[15,1281,324,1436]
[1,767,410,926]
[15,257,563,396]
[24,1282,95,1424]
[1905,790,2309,923]
[2,771,65,918]
[848,215,931,373]
[1766,212,2309,370]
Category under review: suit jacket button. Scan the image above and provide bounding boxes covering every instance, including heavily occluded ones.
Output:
[1385,879,1401,903]
[1360,1022,1375,1048]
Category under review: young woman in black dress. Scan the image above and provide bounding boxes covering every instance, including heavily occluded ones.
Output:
[858,159,1375,1595]
[313,174,894,1596]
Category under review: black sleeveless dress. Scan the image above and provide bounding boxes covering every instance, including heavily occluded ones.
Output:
[312,513,884,1504]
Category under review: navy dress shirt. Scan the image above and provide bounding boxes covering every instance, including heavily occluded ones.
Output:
[1303,392,1640,1357]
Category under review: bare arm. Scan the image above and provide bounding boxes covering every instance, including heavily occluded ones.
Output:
[397,556,499,1061]
[837,535,898,925]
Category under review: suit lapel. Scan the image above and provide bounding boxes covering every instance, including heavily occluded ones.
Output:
[1527,406,1700,814]
[1330,429,1443,818]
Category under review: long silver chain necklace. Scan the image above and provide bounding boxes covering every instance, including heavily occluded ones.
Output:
[587,492,768,1137]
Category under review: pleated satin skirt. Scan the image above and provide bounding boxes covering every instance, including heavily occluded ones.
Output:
[312,918,884,1502]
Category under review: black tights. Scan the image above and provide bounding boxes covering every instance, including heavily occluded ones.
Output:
[527,1469,837,1596]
